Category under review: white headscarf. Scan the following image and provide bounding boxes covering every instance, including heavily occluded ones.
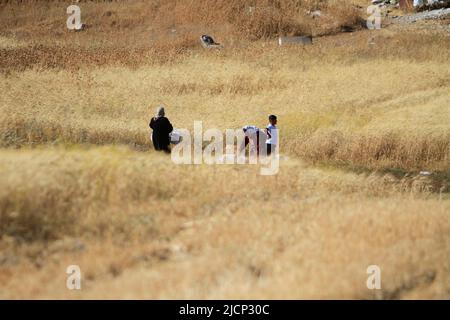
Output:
[156,106,165,118]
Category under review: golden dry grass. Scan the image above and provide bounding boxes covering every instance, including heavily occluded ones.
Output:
[0,0,449,299]
[1,147,449,299]
[0,0,364,73]
[2,33,449,170]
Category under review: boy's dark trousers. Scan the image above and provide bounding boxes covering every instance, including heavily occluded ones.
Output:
[266,144,272,156]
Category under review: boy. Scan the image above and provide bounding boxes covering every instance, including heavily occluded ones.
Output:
[265,115,278,156]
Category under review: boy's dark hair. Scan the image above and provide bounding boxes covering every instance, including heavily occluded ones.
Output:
[269,115,277,121]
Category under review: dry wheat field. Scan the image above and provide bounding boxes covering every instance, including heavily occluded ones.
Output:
[0,0,449,299]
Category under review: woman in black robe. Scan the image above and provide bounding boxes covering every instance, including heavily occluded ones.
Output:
[149,107,173,153]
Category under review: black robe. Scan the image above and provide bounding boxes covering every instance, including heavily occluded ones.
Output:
[149,116,173,151]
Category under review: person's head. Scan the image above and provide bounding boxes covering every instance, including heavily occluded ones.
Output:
[156,106,165,118]
[269,114,277,126]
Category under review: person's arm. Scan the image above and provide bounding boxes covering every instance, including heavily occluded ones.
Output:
[150,118,155,129]
[265,126,271,139]
[166,118,173,133]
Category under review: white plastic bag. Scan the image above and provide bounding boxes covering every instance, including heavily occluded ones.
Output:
[170,129,183,144]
